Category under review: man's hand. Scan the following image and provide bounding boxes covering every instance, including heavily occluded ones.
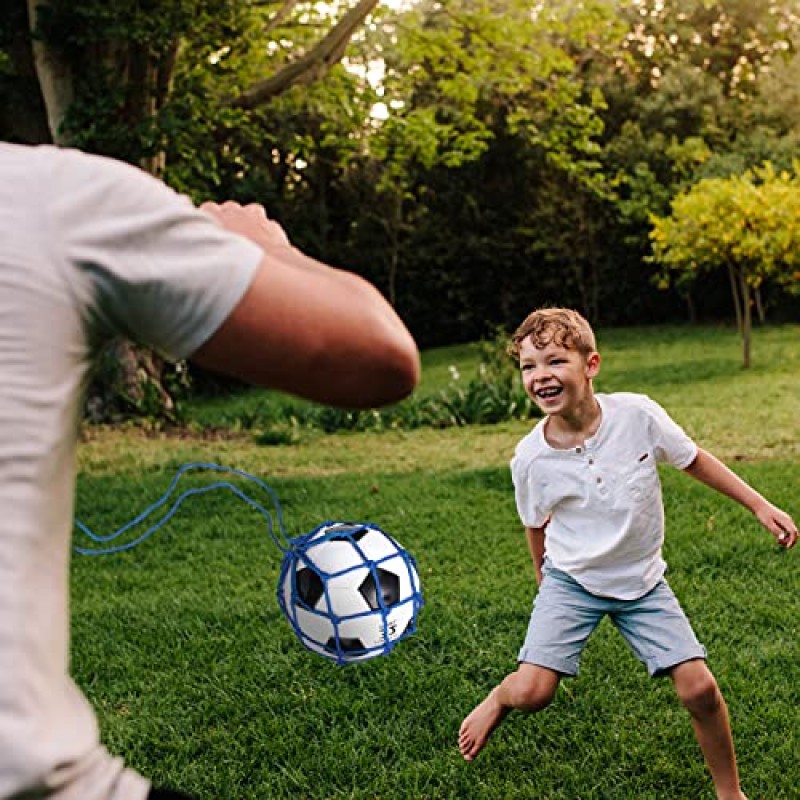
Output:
[191,199,420,408]
[200,201,291,251]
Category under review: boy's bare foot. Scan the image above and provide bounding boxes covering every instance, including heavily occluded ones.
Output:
[458,688,508,761]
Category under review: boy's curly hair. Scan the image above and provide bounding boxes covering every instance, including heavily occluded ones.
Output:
[508,307,597,359]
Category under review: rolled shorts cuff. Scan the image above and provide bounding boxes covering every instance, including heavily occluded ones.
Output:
[649,646,708,678]
[518,647,578,677]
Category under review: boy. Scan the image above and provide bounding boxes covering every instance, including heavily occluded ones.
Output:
[458,308,796,800]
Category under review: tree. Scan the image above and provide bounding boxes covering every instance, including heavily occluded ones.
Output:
[4,1,380,156]
[0,0,382,419]
[649,163,800,367]
[347,0,624,326]
[6,0,800,397]
[593,1,800,321]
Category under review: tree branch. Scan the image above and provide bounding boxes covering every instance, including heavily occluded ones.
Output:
[265,0,302,34]
[231,0,379,110]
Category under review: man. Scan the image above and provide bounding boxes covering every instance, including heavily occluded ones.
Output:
[0,143,420,800]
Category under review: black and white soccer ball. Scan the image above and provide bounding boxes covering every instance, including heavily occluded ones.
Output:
[278,521,423,664]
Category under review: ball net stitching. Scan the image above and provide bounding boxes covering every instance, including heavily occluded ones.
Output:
[73,462,423,665]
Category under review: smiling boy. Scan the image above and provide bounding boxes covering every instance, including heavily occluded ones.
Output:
[458,308,797,800]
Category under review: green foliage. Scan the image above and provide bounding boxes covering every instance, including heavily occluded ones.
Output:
[650,169,800,366]
[595,1,800,321]
[35,0,216,156]
[87,344,192,425]
[330,352,535,431]
[650,162,800,293]
[384,0,620,184]
[5,0,800,380]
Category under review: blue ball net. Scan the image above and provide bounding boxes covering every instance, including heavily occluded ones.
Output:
[278,521,424,666]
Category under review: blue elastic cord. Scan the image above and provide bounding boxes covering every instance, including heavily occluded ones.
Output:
[73,461,291,555]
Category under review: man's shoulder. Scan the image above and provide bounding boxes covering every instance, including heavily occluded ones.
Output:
[2,142,117,174]
[8,144,178,202]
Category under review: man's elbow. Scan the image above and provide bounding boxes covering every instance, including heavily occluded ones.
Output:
[354,336,420,408]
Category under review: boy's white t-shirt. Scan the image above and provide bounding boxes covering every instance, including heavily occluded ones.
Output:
[0,144,262,799]
[511,392,698,600]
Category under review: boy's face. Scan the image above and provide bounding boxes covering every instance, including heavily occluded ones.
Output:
[518,336,600,417]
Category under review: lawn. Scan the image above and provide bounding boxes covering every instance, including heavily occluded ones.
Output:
[73,324,799,799]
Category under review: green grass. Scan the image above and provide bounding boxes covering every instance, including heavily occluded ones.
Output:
[182,324,800,460]
[73,324,800,798]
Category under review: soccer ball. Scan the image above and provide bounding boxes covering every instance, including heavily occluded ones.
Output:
[278,521,423,664]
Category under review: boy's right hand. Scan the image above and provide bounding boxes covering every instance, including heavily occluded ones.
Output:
[754,501,798,549]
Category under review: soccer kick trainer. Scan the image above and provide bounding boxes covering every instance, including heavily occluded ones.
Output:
[74,464,424,666]
[279,521,423,665]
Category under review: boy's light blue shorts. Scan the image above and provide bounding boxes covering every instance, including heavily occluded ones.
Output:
[518,561,707,678]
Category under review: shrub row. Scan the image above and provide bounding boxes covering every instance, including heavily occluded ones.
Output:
[195,336,540,442]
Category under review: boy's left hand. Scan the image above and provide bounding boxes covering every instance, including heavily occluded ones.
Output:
[755,502,798,549]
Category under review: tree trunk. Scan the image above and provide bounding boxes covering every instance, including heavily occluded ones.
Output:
[26,0,73,143]
[573,198,598,321]
[386,193,402,307]
[740,272,752,369]
[90,38,182,419]
[684,290,696,323]
[19,0,378,422]
[727,261,743,333]
[754,285,765,324]
[317,157,329,258]
[266,0,302,33]
[588,252,600,323]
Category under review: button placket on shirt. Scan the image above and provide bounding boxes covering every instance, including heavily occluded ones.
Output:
[579,443,609,498]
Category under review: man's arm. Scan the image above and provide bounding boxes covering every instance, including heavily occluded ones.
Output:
[683,448,797,548]
[191,202,420,409]
[525,525,547,585]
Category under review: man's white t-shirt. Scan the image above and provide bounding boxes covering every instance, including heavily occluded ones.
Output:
[511,392,698,600]
[0,144,262,799]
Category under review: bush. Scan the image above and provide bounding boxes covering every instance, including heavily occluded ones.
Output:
[211,330,539,441]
